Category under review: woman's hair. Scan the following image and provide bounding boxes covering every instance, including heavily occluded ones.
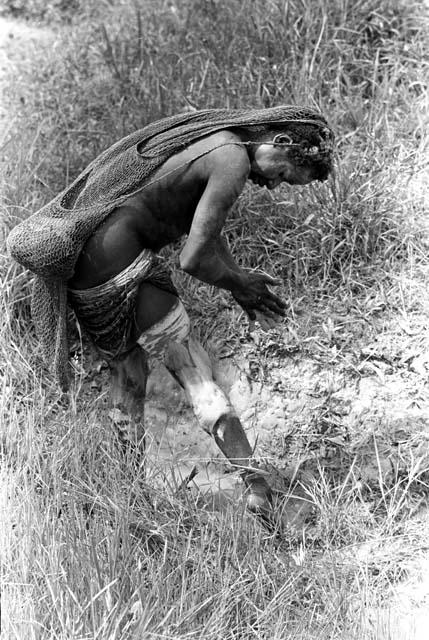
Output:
[234,122,331,146]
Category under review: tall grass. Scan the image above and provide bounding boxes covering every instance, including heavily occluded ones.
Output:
[1,0,429,638]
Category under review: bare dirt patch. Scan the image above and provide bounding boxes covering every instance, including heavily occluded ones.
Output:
[141,310,429,516]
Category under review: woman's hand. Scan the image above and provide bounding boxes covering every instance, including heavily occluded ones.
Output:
[231,272,286,322]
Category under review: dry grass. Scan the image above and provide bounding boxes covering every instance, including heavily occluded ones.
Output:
[1,0,429,638]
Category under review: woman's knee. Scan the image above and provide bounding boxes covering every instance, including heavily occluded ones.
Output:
[136,297,191,359]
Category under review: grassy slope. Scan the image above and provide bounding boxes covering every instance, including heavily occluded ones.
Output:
[1,0,429,638]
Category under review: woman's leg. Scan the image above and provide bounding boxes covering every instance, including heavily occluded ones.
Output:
[109,346,149,449]
[134,283,272,511]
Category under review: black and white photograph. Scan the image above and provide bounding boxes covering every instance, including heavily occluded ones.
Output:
[1,1,428,638]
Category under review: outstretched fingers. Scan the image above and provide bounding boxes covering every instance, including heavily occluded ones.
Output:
[233,271,286,322]
[259,293,286,316]
[253,273,286,314]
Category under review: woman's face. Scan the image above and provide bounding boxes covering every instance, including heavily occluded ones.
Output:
[249,132,333,189]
